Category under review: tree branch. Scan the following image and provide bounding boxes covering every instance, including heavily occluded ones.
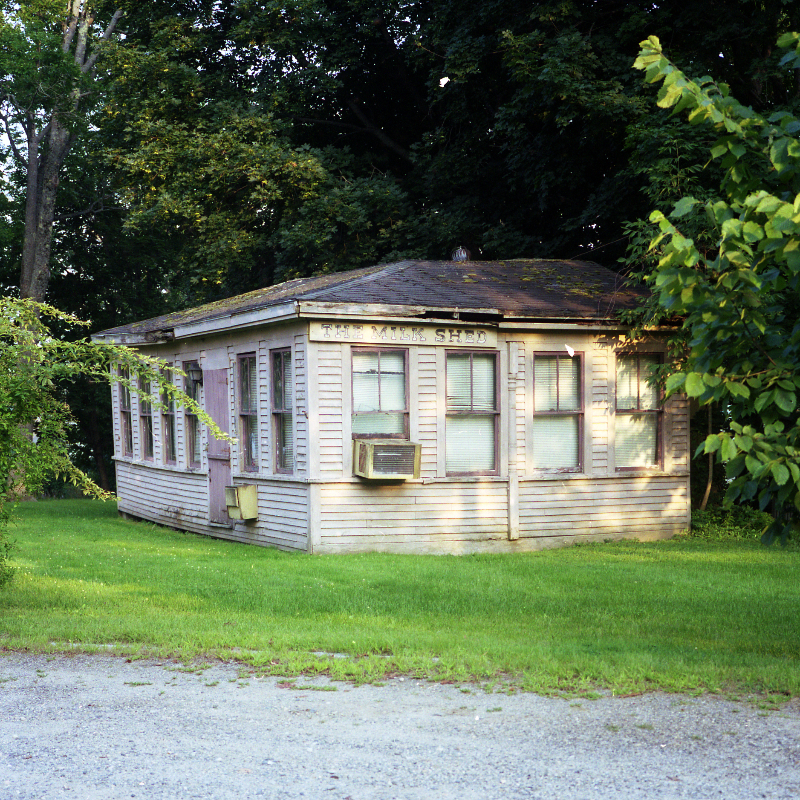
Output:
[0,112,28,168]
[84,9,124,74]
[62,0,82,54]
[53,194,118,222]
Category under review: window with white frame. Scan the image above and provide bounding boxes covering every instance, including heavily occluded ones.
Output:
[183,361,201,468]
[532,353,582,470]
[616,353,661,468]
[272,349,293,473]
[118,367,133,457]
[138,376,154,460]
[161,367,177,465]
[239,354,258,471]
[351,348,408,437]
[446,351,498,474]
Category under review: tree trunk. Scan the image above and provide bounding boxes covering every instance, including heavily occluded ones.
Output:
[21,117,73,302]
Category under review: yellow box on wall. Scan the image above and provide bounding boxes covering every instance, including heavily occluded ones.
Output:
[224,485,258,520]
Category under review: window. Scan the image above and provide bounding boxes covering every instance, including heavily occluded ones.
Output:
[446,352,498,474]
[183,361,201,468]
[138,376,154,460]
[239,354,259,471]
[161,367,177,465]
[119,367,133,457]
[616,353,661,468]
[272,349,293,472]
[351,348,408,437]
[532,353,582,470]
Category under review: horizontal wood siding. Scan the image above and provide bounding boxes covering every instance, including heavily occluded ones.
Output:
[294,335,309,477]
[317,345,344,476]
[417,349,438,477]
[116,461,209,534]
[116,461,309,550]
[519,475,689,539]
[591,343,609,475]
[512,341,526,473]
[318,481,508,552]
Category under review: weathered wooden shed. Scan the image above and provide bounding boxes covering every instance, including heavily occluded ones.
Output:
[93,259,690,553]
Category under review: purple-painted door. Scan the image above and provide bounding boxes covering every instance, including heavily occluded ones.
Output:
[205,368,232,525]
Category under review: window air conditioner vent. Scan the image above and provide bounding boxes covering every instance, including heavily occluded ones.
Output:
[353,440,421,480]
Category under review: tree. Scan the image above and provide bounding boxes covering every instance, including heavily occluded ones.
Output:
[633,33,800,542]
[0,0,122,301]
[0,296,227,588]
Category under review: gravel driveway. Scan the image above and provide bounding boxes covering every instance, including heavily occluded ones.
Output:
[2,652,799,800]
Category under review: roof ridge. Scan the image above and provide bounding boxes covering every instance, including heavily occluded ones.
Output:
[298,261,416,299]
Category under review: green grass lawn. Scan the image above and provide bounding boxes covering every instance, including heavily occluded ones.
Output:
[1,499,799,698]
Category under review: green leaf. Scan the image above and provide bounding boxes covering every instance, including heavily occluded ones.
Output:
[774,389,796,414]
[671,197,698,219]
[685,372,706,397]
[720,436,738,461]
[665,373,686,393]
[704,434,722,454]
[772,462,790,486]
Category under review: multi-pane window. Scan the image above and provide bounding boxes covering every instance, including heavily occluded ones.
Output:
[445,352,498,474]
[532,353,582,470]
[119,367,133,457]
[161,367,177,465]
[616,353,661,468]
[138,376,154,460]
[272,349,294,473]
[351,348,408,437]
[239,354,259,471]
[183,361,201,468]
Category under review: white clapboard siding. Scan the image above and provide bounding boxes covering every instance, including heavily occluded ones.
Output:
[317,345,344,475]
[223,481,309,550]
[416,348,438,476]
[256,340,270,472]
[318,481,509,552]
[591,342,610,475]
[293,334,309,477]
[116,461,209,534]
[512,341,526,473]
[519,475,689,538]
[110,378,122,458]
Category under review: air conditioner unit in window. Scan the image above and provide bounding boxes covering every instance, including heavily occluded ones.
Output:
[353,440,421,480]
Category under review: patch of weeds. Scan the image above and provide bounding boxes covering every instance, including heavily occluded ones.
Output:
[570,702,582,708]
[689,734,701,741]
[605,724,621,733]
[295,685,338,692]
[635,723,654,731]
[204,681,219,687]
[0,677,18,685]
[487,707,502,713]
[123,681,152,687]
[460,688,472,694]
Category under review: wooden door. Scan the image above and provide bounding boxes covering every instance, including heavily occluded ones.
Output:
[205,368,232,525]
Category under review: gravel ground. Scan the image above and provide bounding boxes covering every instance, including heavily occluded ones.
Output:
[2,652,800,800]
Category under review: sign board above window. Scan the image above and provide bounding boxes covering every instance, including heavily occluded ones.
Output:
[309,321,497,348]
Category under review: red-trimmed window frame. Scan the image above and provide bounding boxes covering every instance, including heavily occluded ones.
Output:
[183,361,202,469]
[238,353,259,472]
[531,351,584,473]
[445,350,500,476]
[272,348,294,474]
[119,367,133,458]
[615,352,664,471]
[350,347,409,440]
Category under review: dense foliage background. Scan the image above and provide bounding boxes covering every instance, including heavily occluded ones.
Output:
[1,0,799,495]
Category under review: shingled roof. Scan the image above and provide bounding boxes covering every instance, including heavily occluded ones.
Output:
[94,259,645,341]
